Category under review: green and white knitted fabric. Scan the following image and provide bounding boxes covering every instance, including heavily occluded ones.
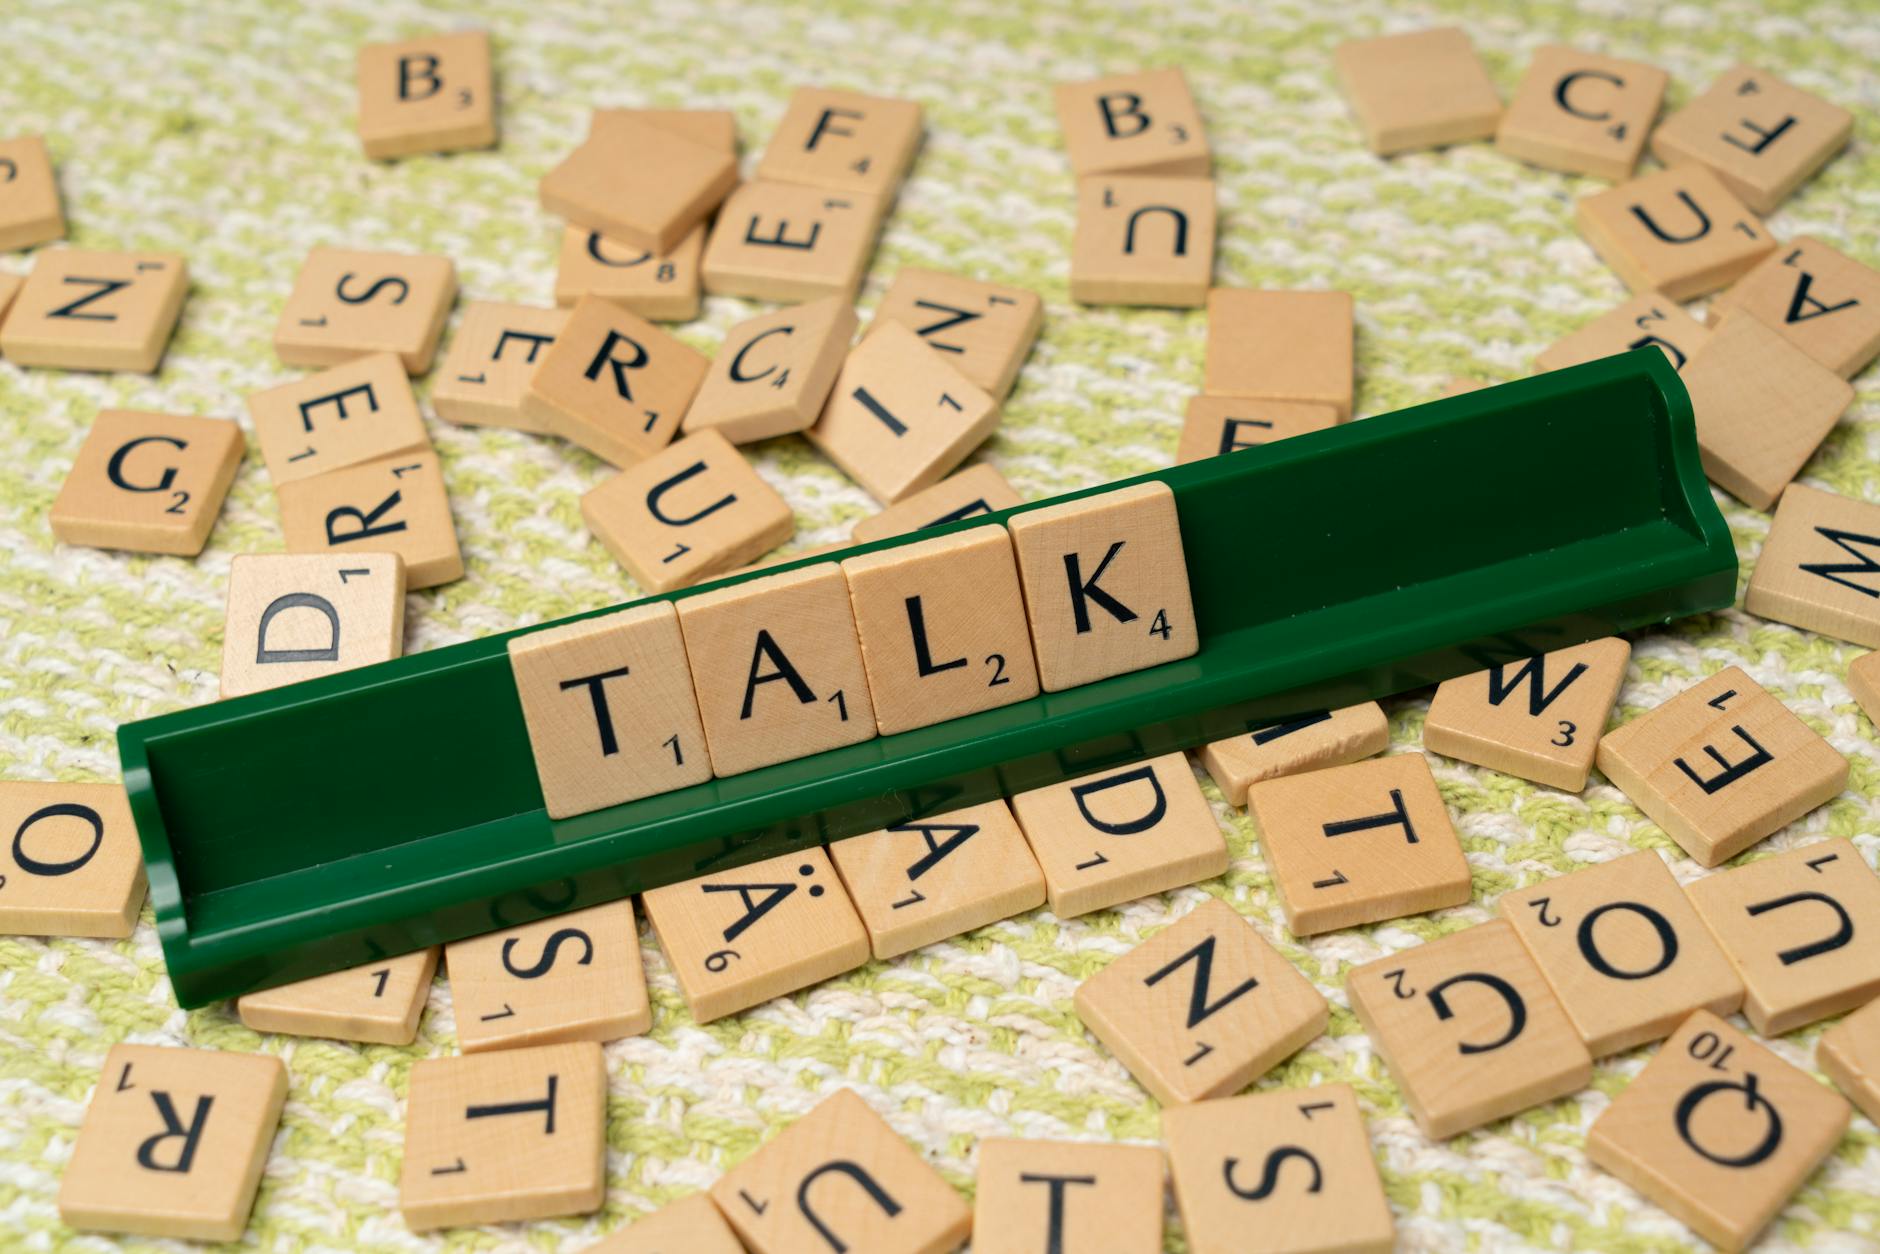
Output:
[2,0,1878,1248]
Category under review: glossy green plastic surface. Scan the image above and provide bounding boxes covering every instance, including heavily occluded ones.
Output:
[121,350,1735,1007]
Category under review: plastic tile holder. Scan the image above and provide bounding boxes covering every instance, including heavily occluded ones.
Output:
[121,349,1734,1007]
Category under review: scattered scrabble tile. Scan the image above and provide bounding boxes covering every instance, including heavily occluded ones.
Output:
[683,295,857,444]
[1197,701,1390,807]
[676,563,876,777]
[554,225,705,321]
[1162,1084,1393,1254]
[1745,485,1880,646]
[869,268,1042,400]
[974,1138,1164,1254]
[702,181,884,302]
[0,780,145,937]
[540,115,738,254]
[1533,290,1713,373]
[447,900,651,1051]
[1424,637,1630,791]
[276,447,464,589]
[1586,1010,1849,1251]
[1333,27,1502,155]
[247,352,429,486]
[642,846,869,1023]
[711,1088,971,1254]
[850,464,1022,543]
[588,1192,748,1254]
[1011,753,1229,918]
[1176,395,1339,464]
[522,294,707,468]
[1494,45,1668,180]
[1348,919,1592,1138]
[807,321,1000,505]
[1595,667,1846,867]
[0,248,186,372]
[1851,651,1880,729]
[1055,68,1210,178]
[1575,166,1774,302]
[1650,64,1853,215]
[1679,313,1853,510]
[1007,480,1197,691]
[1075,897,1327,1104]
[1818,995,1880,1126]
[399,1041,606,1229]
[591,107,738,154]
[1708,237,1880,379]
[1439,376,1487,397]
[0,270,19,324]
[756,86,923,197]
[220,552,405,698]
[1203,290,1354,418]
[507,601,713,818]
[841,525,1038,734]
[828,799,1044,959]
[237,946,437,1045]
[1070,176,1215,307]
[59,1045,286,1241]
[49,409,244,556]
[1499,850,1744,1057]
[0,134,63,250]
[356,30,496,159]
[1246,753,1472,936]
[273,247,455,374]
[1686,838,1880,1034]
[581,430,794,593]
[431,300,566,432]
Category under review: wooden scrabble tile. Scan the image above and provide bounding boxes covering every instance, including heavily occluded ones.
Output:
[702,181,885,302]
[356,30,495,160]
[711,1088,970,1254]
[676,563,876,777]
[973,1138,1163,1254]
[521,295,707,469]
[1162,1084,1393,1254]
[1424,637,1630,791]
[0,270,18,325]
[588,1192,748,1254]
[849,464,1022,543]
[276,447,463,590]
[683,296,857,444]
[1075,897,1327,1104]
[59,1045,286,1241]
[643,846,869,1023]
[1586,1010,1849,1251]
[869,268,1042,400]
[0,134,63,250]
[0,781,145,938]
[828,799,1045,959]
[1708,237,1880,379]
[1495,46,1668,180]
[431,301,566,432]
[1680,312,1853,510]
[1055,68,1210,179]
[220,552,405,698]
[1746,485,1880,646]
[540,116,737,255]
[399,1041,606,1230]
[1007,481,1197,691]
[1533,290,1713,373]
[1204,290,1354,418]
[1818,996,1880,1126]
[1686,838,1880,1034]
[554,225,705,322]
[237,946,437,1045]
[1070,176,1215,308]
[1333,27,1502,155]
[447,900,650,1051]
[1499,851,1744,1057]
[1575,166,1774,302]
[1176,396,1339,464]
[756,87,922,197]
[1596,667,1846,868]
[247,352,430,486]
[1245,753,1472,936]
[508,601,713,818]
[274,247,455,375]
[1197,701,1390,808]
[807,321,1000,505]
[1011,753,1228,918]
[1851,651,1880,730]
[1348,919,1592,1138]
[581,430,794,593]
[1650,65,1853,216]
[841,525,1038,734]
[591,107,738,154]
[49,409,244,556]
[1440,376,1487,397]
[0,248,186,372]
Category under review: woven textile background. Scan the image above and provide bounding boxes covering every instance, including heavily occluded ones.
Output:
[3,0,1879,1249]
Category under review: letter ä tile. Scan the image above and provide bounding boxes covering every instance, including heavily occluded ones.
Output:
[237,946,438,1045]
[446,900,651,1051]
[356,30,496,160]
[585,1191,748,1254]
[867,268,1043,401]
[1198,701,1390,807]
[1332,27,1502,155]
[247,352,431,487]
[1575,166,1774,301]
[1533,290,1712,374]
[973,1138,1164,1254]
[0,134,63,250]
[522,294,707,468]
[1070,176,1215,308]
[0,780,146,938]
[755,86,923,197]
[849,463,1023,544]
[684,295,857,444]
[49,409,244,556]
[701,181,885,303]
[220,552,405,698]
[1424,637,1630,792]
[1744,484,1880,645]
[1649,65,1852,216]
[1054,67,1210,179]
[276,447,463,590]
[432,300,567,432]
[274,247,456,374]
[0,248,187,373]
[1708,236,1880,379]
[1494,45,1668,181]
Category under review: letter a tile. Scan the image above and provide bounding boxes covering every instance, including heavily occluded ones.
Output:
[276,447,464,590]
[1070,176,1215,307]
[1745,485,1880,645]
[1818,995,1880,1126]
[220,552,405,698]
[1649,65,1852,215]
[587,1192,748,1254]
[356,30,496,160]
[1055,68,1210,178]
[1575,166,1774,301]
[1424,637,1630,791]
[0,781,146,937]
[274,247,456,374]
[973,1138,1164,1254]
[1198,702,1390,807]
[50,409,244,556]
[247,352,430,487]
[1708,237,1880,379]
[0,248,186,373]
[447,900,651,1052]
[522,294,707,468]
[237,947,438,1045]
